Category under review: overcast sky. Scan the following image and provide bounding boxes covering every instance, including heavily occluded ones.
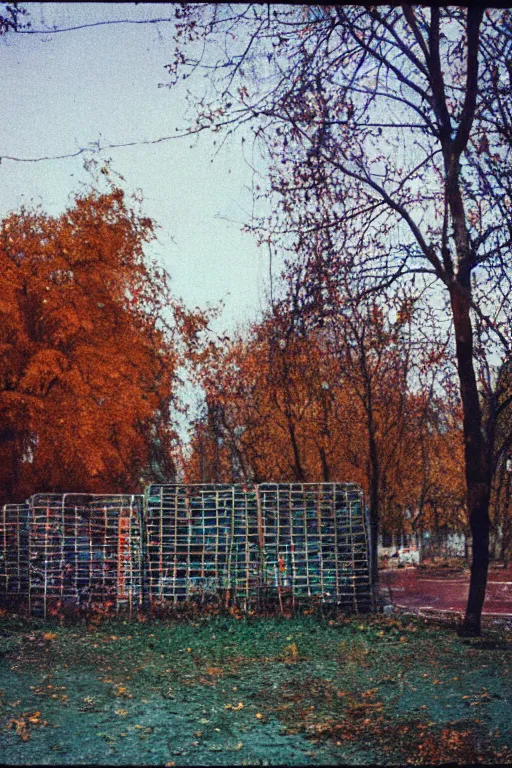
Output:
[1,2,270,333]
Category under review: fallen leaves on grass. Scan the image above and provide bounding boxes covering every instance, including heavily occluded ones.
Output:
[346,700,385,718]
[361,688,379,698]
[282,642,299,662]
[8,718,30,741]
[277,690,512,767]
[225,702,244,711]
[97,732,117,743]
[4,613,511,765]
[338,639,370,667]
[7,711,49,742]
[79,696,98,712]
[114,684,133,699]
[413,724,512,764]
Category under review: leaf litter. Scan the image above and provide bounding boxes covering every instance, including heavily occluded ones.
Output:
[0,611,511,764]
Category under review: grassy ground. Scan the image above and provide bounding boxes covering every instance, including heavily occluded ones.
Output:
[1,609,512,765]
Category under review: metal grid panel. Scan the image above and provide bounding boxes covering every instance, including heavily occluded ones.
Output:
[1,484,371,615]
[25,494,142,616]
[257,484,371,609]
[0,503,29,601]
[144,483,371,610]
[144,484,261,603]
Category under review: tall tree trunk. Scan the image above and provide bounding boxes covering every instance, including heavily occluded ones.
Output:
[0,428,19,504]
[367,420,380,609]
[450,283,491,636]
[285,412,305,482]
[501,473,512,565]
[319,446,330,482]
[492,467,505,561]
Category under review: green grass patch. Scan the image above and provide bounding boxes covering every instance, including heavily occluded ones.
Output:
[0,611,511,765]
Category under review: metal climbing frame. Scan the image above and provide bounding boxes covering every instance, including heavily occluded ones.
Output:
[0,483,371,615]
[1,494,143,616]
[144,484,260,604]
[0,502,30,604]
[144,483,371,610]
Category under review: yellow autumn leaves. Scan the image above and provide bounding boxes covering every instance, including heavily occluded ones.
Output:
[7,711,48,742]
[0,189,195,505]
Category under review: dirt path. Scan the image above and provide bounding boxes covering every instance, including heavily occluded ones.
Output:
[380,566,512,619]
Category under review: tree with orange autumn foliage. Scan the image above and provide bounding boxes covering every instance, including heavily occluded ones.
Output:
[184,289,466,592]
[185,314,360,486]
[0,187,183,504]
[393,391,467,537]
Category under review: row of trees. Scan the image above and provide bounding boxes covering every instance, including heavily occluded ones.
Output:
[1,182,509,596]
[4,182,504,583]
[0,188,189,505]
[185,277,511,584]
[184,276,469,583]
[187,314,467,524]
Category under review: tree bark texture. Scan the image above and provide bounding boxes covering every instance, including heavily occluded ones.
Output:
[367,419,380,608]
[450,282,491,636]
